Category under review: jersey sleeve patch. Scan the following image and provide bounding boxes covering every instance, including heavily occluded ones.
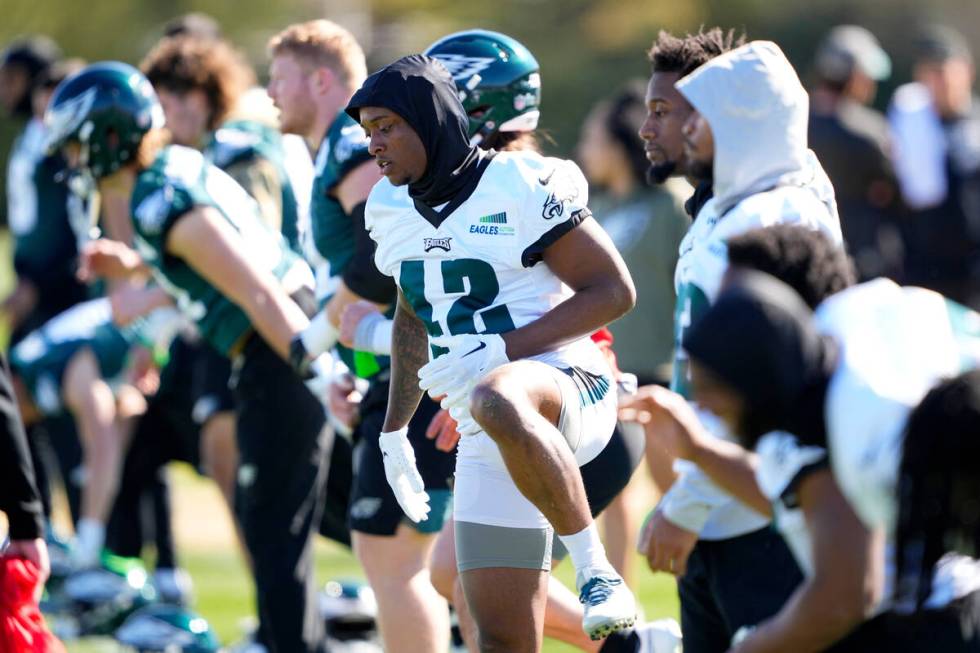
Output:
[133,182,194,249]
[325,122,372,193]
[520,158,592,267]
[755,431,829,508]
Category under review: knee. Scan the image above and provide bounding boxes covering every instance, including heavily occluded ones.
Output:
[469,372,521,439]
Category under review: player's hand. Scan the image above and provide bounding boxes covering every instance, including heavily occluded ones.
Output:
[126,345,160,396]
[327,373,362,435]
[379,427,430,523]
[5,538,50,601]
[78,239,145,282]
[418,333,508,405]
[109,283,154,326]
[425,404,461,452]
[339,301,383,349]
[638,508,698,577]
[619,384,705,462]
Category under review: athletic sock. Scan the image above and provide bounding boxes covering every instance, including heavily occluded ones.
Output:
[557,522,614,582]
[74,517,106,567]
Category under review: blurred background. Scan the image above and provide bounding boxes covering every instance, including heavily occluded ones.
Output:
[3,1,980,650]
[3,0,980,212]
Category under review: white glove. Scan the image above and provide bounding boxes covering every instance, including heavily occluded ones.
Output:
[418,333,509,437]
[379,427,430,523]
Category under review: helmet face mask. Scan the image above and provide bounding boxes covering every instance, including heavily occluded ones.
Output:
[425,30,541,145]
[44,61,164,179]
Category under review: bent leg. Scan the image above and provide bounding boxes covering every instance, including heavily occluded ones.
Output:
[468,361,591,537]
[62,348,123,527]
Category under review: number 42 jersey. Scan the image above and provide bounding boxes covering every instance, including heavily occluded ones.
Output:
[365,150,599,369]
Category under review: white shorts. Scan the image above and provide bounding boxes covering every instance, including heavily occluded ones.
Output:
[453,341,618,530]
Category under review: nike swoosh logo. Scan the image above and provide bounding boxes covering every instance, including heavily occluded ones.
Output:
[462,341,487,357]
[538,169,555,186]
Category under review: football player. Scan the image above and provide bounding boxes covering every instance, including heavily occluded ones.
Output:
[103,32,312,574]
[345,54,638,649]
[413,30,662,653]
[8,297,176,569]
[636,35,838,653]
[45,62,340,653]
[265,20,456,653]
[672,269,980,652]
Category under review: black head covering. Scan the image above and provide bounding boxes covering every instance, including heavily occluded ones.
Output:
[682,271,836,448]
[346,54,485,209]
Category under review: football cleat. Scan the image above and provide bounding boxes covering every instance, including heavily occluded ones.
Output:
[577,571,638,640]
[153,567,194,605]
[114,603,220,652]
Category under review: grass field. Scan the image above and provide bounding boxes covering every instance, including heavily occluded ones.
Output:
[61,465,680,652]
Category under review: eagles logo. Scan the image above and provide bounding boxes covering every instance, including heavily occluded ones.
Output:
[423,237,452,252]
[540,165,580,220]
[431,54,496,81]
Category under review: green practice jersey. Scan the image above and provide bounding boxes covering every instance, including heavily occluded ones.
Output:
[131,145,310,356]
[205,119,301,254]
[310,112,386,378]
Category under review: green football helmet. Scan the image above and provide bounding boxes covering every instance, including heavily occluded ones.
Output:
[44,61,164,178]
[114,604,220,652]
[425,30,541,145]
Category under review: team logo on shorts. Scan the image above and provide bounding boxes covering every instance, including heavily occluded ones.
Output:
[423,237,453,252]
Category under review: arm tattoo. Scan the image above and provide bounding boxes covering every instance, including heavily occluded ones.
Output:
[382,290,429,431]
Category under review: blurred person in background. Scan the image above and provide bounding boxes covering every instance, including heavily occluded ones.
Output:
[0,40,90,555]
[161,12,222,41]
[636,29,743,499]
[265,20,454,653]
[889,25,980,309]
[576,81,689,591]
[1,57,89,535]
[2,47,87,340]
[640,36,841,653]
[8,296,174,570]
[809,25,903,281]
[48,60,343,653]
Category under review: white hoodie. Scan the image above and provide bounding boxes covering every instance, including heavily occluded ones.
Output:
[659,41,844,539]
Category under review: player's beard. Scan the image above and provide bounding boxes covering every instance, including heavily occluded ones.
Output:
[646,160,676,186]
[687,158,713,184]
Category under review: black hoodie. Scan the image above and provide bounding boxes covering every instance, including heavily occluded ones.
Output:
[345,54,490,222]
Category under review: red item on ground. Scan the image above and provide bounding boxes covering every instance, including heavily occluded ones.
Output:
[0,556,65,653]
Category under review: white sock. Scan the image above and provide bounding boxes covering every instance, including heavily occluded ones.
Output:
[74,517,105,566]
[557,522,613,580]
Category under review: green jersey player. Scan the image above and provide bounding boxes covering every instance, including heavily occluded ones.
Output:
[45,61,340,653]
[266,21,455,653]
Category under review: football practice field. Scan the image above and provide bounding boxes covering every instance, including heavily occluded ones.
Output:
[63,464,680,652]
[0,235,679,652]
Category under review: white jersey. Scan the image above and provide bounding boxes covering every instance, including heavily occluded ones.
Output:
[755,279,980,608]
[661,182,845,539]
[367,149,601,371]
[367,150,616,525]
